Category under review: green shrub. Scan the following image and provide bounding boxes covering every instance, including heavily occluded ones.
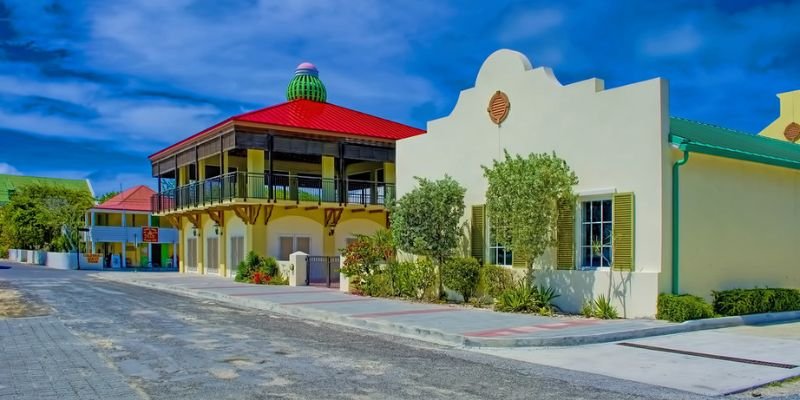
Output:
[712,288,800,316]
[340,230,394,279]
[0,246,8,259]
[267,271,289,286]
[657,293,714,322]
[389,259,435,299]
[477,265,515,298]
[495,280,540,313]
[362,271,394,297]
[580,298,595,318]
[441,257,481,302]
[235,251,260,282]
[235,252,279,283]
[593,295,618,319]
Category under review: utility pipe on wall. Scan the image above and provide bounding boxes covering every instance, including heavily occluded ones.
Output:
[671,145,690,295]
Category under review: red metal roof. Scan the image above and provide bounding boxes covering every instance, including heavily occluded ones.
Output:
[94,185,156,212]
[149,99,426,159]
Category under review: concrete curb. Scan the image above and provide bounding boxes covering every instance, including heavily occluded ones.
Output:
[94,274,800,348]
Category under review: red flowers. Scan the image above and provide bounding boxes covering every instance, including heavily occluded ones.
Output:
[251,271,272,284]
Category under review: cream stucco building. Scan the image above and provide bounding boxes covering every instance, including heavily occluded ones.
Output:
[397,49,800,318]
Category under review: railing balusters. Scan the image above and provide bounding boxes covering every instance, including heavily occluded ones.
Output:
[152,172,396,213]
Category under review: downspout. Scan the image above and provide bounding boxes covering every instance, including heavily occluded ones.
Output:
[671,144,690,295]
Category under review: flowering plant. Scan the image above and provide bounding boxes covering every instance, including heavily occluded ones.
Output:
[251,271,272,285]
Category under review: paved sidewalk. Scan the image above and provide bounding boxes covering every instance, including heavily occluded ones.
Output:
[95,272,800,348]
[0,316,141,400]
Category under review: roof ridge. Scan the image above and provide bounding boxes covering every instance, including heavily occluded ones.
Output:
[670,116,753,136]
[670,116,800,147]
[232,99,299,120]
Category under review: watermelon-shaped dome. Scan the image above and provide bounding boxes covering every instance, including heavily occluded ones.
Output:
[286,62,327,102]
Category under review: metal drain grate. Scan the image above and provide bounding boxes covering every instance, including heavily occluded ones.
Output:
[617,342,798,369]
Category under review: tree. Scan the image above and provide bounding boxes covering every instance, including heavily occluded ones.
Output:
[96,191,120,203]
[390,176,466,296]
[0,184,94,251]
[482,151,578,279]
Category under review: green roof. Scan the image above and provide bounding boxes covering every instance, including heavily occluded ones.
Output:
[669,117,800,171]
[0,174,93,205]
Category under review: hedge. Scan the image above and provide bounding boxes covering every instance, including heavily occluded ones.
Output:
[656,293,714,322]
[712,288,800,316]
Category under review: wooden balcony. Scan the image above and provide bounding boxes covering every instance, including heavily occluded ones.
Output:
[150,171,394,214]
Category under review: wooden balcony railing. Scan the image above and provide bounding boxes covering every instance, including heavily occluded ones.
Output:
[150,171,395,213]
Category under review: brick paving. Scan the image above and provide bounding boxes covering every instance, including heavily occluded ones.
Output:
[0,316,140,400]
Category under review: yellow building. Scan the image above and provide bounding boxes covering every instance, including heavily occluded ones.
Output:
[149,63,424,280]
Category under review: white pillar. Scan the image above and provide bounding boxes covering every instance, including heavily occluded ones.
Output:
[289,252,308,286]
[90,211,97,253]
[339,256,350,293]
[121,210,127,268]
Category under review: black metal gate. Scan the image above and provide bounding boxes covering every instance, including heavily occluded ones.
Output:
[307,256,340,288]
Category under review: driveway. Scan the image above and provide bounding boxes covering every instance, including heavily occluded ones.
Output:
[478,321,800,396]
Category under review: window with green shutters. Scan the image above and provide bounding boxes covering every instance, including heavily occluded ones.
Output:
[570,192,635,271]
[556,199,576,269]
[611,192,635,271]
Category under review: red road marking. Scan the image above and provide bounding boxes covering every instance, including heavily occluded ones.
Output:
[350,308,462,318]
[463,319,602,337]
[281,298,374,305]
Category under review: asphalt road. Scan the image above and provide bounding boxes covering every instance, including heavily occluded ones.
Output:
[0,264,705,400]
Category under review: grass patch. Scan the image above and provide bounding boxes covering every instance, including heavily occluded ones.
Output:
[766,375,800,388]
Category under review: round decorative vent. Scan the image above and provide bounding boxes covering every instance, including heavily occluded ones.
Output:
[784,122,800,143]
[487,91,510,125]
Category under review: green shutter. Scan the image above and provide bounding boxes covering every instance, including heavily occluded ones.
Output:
[511,253,527,269]
[612,192,635,271]
[556,199,575,270]
[470,205,485,263]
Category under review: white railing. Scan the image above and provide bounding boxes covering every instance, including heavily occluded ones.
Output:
[88,226,179,244]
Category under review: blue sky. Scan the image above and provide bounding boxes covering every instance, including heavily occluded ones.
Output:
[1,0,799,195]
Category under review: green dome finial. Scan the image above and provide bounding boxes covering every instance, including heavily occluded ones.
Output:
[287,62,327,102]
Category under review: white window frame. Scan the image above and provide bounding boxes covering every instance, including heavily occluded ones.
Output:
[578,196,613,270]
[278,235,312,260]
[485,221,513,267]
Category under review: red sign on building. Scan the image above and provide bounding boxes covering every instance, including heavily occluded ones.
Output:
[142,227,159,243]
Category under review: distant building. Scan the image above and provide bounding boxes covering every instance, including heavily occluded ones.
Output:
[85,185,179,268]
[0,173,94,205]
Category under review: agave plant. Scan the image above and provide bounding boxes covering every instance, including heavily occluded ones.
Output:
[537,285,560,315]
[495,279,540,313]
[593,294,619,319]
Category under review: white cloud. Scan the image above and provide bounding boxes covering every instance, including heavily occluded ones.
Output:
[497,8,564,42]
[641,25,703,57]
[90,172,155,195]
[83,0,445,114]
[0,0,448,149]
[0,163,21,175]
